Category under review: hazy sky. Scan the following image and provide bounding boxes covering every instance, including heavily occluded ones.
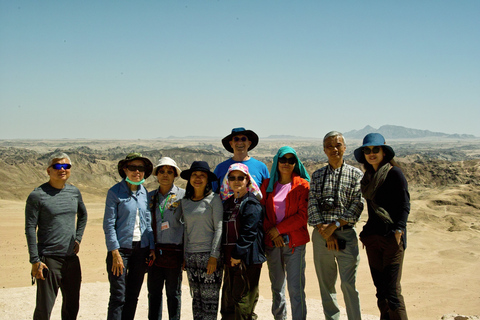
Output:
[1,1,479,139]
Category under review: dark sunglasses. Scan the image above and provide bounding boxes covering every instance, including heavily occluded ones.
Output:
[278,157,296,165]
[363,146,381,155]
[126,165,146,172]
[233,136,248,142]
[157,169,174,175]
[228,175,246,182]
[50,163,72,170]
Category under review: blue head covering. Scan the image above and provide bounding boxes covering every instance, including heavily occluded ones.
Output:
[266,146,310,192]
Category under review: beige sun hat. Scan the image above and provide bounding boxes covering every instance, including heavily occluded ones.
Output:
[153,157,182,178]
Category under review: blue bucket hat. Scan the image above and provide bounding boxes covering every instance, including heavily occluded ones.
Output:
[221,127,259,153]
[354,133,395,164]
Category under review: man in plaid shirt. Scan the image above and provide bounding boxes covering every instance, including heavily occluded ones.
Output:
[308,131,364,320]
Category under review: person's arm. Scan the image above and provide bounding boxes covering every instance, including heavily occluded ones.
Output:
[207,195,223,274]
[74,189,88,253]
[231,200,262,261]
[144,189,155,250]
[390,168,410,231]
[143,189,156,263]
[210,195,223,259]
[25,192,49,279]
[103,188,120,252]
[103,188,125,276]
[25,193,41,264]
[307,171,323,227]
[339,168,364,224]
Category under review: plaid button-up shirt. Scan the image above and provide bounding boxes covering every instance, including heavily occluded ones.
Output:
[307,162,364,226]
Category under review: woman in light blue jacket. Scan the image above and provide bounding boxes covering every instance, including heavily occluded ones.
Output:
[103,152,155,320]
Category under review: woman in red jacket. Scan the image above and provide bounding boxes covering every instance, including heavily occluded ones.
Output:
[260,146,310,320]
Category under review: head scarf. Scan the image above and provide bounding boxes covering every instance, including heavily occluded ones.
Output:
[266,146,310,193]
[220,163,261,201]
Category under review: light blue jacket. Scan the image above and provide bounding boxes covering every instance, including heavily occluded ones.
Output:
[103,180,154,251]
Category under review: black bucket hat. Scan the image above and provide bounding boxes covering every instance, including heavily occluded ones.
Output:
[354,133,395,164]
[117,152,153,179]
[221,127,259,153]
[180,161,218,182]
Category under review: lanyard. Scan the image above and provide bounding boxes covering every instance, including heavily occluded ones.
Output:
[158,194,171,222]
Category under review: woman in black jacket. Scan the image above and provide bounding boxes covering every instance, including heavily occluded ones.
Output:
[219,163,266,320]
[354,133,410,320]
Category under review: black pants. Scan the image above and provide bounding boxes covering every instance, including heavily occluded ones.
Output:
[220,263,262,320]
[34,255,81,320]
[362,234,408,320]
[106,245,149,320]
[147,265,183,320]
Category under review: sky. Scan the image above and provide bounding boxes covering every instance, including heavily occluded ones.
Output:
[1,1,479,139]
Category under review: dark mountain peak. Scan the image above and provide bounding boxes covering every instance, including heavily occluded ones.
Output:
[344,125,476,139]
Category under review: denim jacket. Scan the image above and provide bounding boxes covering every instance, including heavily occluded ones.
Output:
[103,180,154,251]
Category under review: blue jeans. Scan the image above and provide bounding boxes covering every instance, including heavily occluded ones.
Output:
[148,265,182,320]
[106,244,149,320]
[265,245,306,320]
[312,228,361,320]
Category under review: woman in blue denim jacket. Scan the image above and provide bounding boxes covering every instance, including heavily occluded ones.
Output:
[103,152,155,320]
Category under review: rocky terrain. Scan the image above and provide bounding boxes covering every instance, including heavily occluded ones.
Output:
[0,138,479,319]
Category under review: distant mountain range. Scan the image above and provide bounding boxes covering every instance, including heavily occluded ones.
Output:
[343,125,476,139]
[160,125,476,140]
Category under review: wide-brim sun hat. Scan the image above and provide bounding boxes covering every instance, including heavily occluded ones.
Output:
[117,152,153,179]
[354,133,395,164]
[153,157,182,177]
[180,161,218,182]
[221,127,259,153]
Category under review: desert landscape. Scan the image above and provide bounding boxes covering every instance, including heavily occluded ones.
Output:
[0,137,479,319]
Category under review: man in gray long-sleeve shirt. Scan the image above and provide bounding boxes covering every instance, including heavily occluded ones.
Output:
[25,152,88,320]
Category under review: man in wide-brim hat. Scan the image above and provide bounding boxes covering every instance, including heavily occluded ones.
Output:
[213,127,269,193]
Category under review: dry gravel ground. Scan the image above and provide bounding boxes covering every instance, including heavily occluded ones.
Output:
[1,186,479,319]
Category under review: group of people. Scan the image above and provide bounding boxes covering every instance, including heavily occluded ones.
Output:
[25,127,410,320]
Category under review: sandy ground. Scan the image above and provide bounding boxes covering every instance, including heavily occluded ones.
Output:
[1,190,479,319]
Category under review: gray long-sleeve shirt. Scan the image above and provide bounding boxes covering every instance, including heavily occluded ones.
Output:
[25,182,88,263]
[180,192,223,259]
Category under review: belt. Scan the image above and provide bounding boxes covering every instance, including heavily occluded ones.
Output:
[132,241,140,247]
[338,225,353,231]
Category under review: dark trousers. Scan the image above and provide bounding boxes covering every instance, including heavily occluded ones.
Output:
[34,255,81,320]
[106,245,149,320]
[362,234,408,320]
[220,264,262,320]
[147,265,182,320]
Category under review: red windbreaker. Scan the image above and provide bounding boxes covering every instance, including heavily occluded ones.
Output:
[260,173,310,248]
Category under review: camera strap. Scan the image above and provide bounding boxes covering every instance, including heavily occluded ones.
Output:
[320,163,344,206]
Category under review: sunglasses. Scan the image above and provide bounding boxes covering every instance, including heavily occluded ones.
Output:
[126,165,146,172]
[50,163,72,170]
[363,146,381,155]
[233,136,248,142]
[278,157,296,165]
[157,169,174,175]
[228,175,246,182]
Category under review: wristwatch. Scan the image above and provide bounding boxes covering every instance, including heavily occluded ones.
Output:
[334,221,341,228]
